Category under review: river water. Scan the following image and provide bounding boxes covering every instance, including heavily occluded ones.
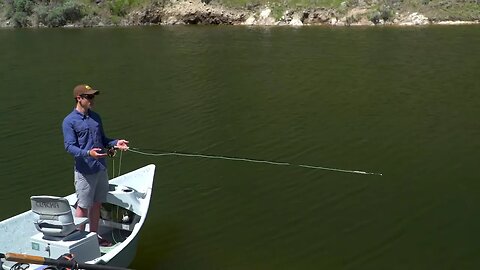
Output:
[1,25,480,269]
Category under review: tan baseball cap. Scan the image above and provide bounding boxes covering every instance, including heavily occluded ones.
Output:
[73,84,100,98]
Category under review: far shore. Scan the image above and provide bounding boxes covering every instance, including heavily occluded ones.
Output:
[1,0,479,28]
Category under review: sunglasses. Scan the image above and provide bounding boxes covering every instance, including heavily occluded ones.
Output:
[81,94,95,100]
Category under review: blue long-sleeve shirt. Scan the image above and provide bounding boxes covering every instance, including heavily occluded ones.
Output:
[62,109,117,175]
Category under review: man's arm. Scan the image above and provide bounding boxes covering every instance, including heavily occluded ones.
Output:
[62,119,90,158]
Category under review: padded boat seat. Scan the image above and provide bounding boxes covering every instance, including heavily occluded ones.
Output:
[31,196,88,239]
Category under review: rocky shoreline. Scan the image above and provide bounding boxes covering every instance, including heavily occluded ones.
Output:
[1,0,479,28]
[124,0,479,27]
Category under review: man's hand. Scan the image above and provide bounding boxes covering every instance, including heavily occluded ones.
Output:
[89,148,108,159]
[116,139,129,151]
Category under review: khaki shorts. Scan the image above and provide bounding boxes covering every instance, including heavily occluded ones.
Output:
[74,170,109,209]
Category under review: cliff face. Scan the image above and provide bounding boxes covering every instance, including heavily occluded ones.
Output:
[0,0,479,27]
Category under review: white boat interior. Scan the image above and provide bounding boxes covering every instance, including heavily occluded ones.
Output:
[0,164,155,270]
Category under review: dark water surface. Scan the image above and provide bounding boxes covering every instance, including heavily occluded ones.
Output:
[1,25,480,269]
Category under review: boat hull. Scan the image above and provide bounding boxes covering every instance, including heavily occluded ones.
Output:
[0,164,155,270]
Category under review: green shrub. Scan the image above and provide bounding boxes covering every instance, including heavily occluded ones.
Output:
[36,0,84,27]
[109,0,131,16]
[379,6,393,21]
[368,5,393,24]
[6,0,35,26]
[61,0,84,21]
[34,5,49,24]
[110,14,122,24]
[11,0,35,14]
[271,4,287,20]
[45,6,67,26]
[368,10,381,23]
[11,10,29,26]
[80,14,102,27]
[4,0,35,23]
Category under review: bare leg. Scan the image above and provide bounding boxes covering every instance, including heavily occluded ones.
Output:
[75,206,88,231]
[89,202,101,233]
[90,202,111,246]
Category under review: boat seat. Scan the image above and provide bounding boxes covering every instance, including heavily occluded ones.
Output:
[30,196,89,239]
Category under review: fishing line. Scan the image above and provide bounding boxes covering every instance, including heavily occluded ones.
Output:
[111,149,124,178]
[125,147,382,176]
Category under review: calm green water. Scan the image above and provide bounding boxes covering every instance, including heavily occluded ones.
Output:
[1,25,480,269]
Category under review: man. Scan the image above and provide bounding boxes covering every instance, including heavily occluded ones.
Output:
[62,84,129,246]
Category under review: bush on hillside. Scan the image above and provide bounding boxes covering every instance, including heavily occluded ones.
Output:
[368,5,393,24]
[380,6,393,21]
[7,0,35,26]
[11,10,29,26]
[368,10,381,23]
[62,0,84,21]
[109,0,132,16]
[10,0,35,14]
[36,0,84,27]
[45,7,68,26]
[79,14,102,27]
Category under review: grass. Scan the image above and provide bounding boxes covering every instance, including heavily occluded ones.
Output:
[419,1,480,21]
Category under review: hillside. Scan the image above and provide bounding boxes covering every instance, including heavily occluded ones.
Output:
[0,0,479,27]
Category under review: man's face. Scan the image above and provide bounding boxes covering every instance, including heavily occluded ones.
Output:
[78,94,95,108]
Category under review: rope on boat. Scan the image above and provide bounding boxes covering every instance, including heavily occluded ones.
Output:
[121,147,382,176]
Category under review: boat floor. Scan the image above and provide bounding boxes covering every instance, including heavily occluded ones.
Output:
[99,228,130,254]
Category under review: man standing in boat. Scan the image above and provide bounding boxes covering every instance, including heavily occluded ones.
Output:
[62,84,129,247]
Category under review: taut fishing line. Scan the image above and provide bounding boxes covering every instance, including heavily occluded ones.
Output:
[112,147,382,176]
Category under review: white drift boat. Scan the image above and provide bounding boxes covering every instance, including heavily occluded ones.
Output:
[0,164,156,270]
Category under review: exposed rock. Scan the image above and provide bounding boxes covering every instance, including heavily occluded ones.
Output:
[244,16,256,25]
[128,0,246,25]
[398,12,430,25]
[303,8,336,24]
[254,7,276,25]
[290,17,303,26]
[141,8,163,24]
[0,20,11,27]
[259,8,271,19]
[166,16,181,24]
[277,10,293,25]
